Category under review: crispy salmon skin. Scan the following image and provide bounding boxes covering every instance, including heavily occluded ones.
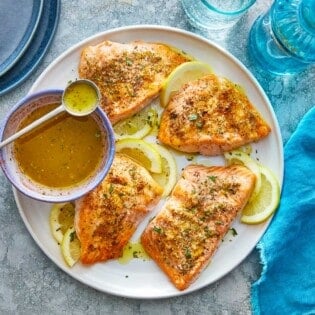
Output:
[75,153,163,265]
[141,164,255,290]
[158,74,271,155]
[79,40,191,124]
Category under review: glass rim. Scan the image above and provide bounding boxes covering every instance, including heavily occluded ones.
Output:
[201,0,256,15]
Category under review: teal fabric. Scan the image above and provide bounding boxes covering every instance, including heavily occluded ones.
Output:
[251,106,315,315]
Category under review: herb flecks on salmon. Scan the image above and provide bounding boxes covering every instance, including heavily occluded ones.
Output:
[75,153,163,264]
[141,164,255,290]
[79,40,191,124]
[158,74,271,156]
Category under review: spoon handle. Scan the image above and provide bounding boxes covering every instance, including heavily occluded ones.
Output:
[0,105,65,149]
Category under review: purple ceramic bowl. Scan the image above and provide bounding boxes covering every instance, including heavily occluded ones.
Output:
[0,89,115,203]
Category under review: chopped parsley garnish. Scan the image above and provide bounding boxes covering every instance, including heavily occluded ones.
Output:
[230,228,238,236]
[188,113,198,121]
[109,184,114,194]
[126,57,133,66]
[153,226,162,234]
[184,247,192,259]
[70,231,75,242]
[204,226,213,237]
[208,175,217,182]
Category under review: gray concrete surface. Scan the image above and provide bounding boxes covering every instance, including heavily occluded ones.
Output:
[0,0,314,314]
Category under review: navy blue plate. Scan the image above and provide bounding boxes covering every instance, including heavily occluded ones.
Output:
[0,0,43,76]
[0,0,60,96]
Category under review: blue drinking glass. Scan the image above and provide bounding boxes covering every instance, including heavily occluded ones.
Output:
[181,0,256,31]
[249,0,315,75]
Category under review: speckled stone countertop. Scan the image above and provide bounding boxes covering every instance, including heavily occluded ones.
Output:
[0,1,314,314]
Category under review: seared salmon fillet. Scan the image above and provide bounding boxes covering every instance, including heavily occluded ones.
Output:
[75,153,163,264]
[79,40,191,124]
[158,74,271,155]
[141,164,255,290]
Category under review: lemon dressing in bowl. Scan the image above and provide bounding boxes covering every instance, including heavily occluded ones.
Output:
[0,89,115,202]
[63,80,100,115]
[14,103,105,188]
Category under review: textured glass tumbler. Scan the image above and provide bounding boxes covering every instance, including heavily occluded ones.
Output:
[249,0,315,75]
[181,0,256,30]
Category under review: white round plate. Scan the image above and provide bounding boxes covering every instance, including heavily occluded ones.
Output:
[14,25,283,299]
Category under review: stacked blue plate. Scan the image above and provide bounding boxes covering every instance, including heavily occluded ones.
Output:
[0,0,60,96]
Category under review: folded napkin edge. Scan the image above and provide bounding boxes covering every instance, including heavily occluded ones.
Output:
[251,105,315,314]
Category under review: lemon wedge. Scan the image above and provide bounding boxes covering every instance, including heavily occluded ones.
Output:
[241,164,280,224]
[160,61,213,107]
[49,203,75,244]
[224,150,262,201]
[115,139,162,173]
[61,227,81,267]
[151,144,177,197]
[114,107,158,140]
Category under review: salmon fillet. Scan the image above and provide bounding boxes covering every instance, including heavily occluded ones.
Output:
[141,164,255,290]
[79,40,191,124]
[75,153,163,264]
[158,74,271,155]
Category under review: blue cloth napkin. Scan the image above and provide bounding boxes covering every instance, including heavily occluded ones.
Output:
[251,106,315,315]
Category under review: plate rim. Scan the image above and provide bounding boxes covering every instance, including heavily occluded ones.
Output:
[0,0,60,96]
[15,25,284,299]
[0,0,44,76]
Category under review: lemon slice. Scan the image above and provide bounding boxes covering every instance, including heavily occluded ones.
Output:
[224,150,262,201]
[116,139,162,173]
[49,203,75,244]
[61,227,81,267]
[151,144,177,197]
[160,61,213,107]
[241,164,280,224]
[114,107,158,140]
